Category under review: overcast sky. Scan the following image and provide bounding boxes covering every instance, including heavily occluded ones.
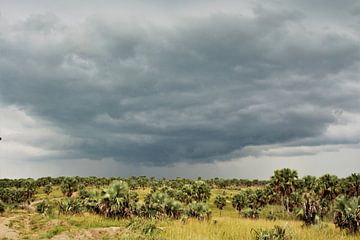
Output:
[0,0,360,179]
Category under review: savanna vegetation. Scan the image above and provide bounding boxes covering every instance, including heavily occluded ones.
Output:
[0,169,359,239]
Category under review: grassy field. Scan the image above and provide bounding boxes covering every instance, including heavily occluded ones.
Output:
[0,188,357,240]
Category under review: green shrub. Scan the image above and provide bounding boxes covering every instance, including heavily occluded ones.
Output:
[241,207,260,219]
[58,198,82,214]
[44,184,52,195]
[165,198,183,219]
[0,201,5,213]
[60,177,78,197]
[98,180,137,218]
[297,192,321,225]
[252,225,292,240]
[232,191,249,213]
[186,202,211,220]
[333,195,360,233]
[142,223,161,235]
[264,209,279,221]
[214,195,226,211]
[36,199,52,215]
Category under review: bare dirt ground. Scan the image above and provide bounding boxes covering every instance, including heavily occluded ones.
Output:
[0,211,124,240]
[51,227,123,240]
[0,216,19,240]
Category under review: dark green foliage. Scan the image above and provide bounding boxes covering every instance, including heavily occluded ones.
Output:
[22,179,37,203]
[333,195,360,233]
[186,202,211,220]
[265,210,279,221]
[58,198,82,214]
[44,184,52,195]
[141,191,168,218]
[0,188,30,205]
[214,194,226,214]
[343,174,360,197]
[98,180,137,218]
[232,191,249,213]
[0,201,5,213]
[192,180,211,202]
[232,189,267,216]
[142,223,161,235]
[165,198,183,219]
[252,225,293,240]
[82,190,101,213]
[300,176,317,192]
[270,169,298,213]
[36,199,52,215]
[61,177,79,197]
[297,192,321,225]
[241,207,260,219]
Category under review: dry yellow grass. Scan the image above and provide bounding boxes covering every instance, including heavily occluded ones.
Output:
[8,188,358,239]
[159,217,358,240]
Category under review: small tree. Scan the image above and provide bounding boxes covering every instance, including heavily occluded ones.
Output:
[61,177,78,197]
[22,179,37,204]
[214,195,226,216]
[333,195,360,233]
[192,180,211,202]
[187,202,211,220]
[98,180,137,218]
[297,192,321,225]
[44,184,52,196]
[232,191,248,214]
[0,201,5,214]
[270,168,298,215]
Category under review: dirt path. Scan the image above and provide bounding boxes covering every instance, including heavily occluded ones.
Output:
[0,216,19,240]
[52,227,123,240]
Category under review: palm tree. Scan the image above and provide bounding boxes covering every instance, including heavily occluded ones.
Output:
[98,180,136,218]
[297,191,321,225]
[301,175,317,192]
[61,177,79,197]
[344,173,360,197]
[316,174,339,202]
[333,195,360,233]
[22,179,37,204]
[44,184,52,196]
[214,195,226,216]
[270,168,298,215]
[232,191,249,214]
[315,174,340,218]
[192,180,211,202]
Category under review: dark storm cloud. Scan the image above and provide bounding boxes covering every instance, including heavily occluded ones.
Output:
[1,7,360,166]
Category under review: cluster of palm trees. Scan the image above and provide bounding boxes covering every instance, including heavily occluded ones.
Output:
[263,169,359,233]
[0,179,37,205]
[0,169,358,233]
[55,180,212,221]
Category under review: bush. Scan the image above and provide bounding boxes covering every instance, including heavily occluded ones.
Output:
[232,191,249,213]
[252,225,292,240]
[214,195,226,211]
[0,201,5,214]
[98,180,137,218]
[333,196,360,233]
[241,207,260,219]
[142,223,161,235]
[186,202,211,220]
[60,177,78,197]
[44,184,52,195]
[82,191,100,213]
[297,192,321,225]
[58,198,82,214]
[36,200,52,215]
[165,198,183,219]
[141,191,168,218]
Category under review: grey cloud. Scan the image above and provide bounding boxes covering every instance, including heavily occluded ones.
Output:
[1,7,360,166]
